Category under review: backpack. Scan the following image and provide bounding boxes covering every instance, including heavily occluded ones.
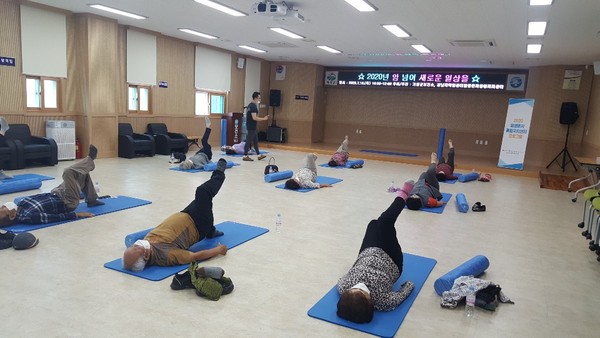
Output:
[264,157,279,175]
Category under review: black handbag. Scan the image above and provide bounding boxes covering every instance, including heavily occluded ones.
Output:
[264,157,279,175]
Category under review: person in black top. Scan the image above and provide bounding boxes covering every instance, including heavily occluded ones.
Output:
[243,91,270,161]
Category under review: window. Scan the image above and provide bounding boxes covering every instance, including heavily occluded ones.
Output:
[25,76,61,111]
[195,90,226,116]
[128,84,151,113]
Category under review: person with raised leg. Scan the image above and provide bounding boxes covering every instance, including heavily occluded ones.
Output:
[0,145,104,227]
[122,158,229,271]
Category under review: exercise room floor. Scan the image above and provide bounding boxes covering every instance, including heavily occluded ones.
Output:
[0,147,598,337]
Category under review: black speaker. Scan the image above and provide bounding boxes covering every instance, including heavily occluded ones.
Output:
[559,102,579,125]
[267,126,287,143]
[269,89,281,107]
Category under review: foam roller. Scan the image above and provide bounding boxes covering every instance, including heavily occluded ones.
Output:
[455,193,469,213]
[458,172,479,183]
[1,178,42,196]
[264,170,293,183]
[437,128,446,160]
[345,159,365,168]
[124,228,152,247]
[203,160,235,171]
[434,255,490,296]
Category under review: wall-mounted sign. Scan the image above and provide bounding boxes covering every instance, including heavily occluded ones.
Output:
[295,95,309,100]
[158,81,168,88]
[0,57,16,67]
[324,69,527,92]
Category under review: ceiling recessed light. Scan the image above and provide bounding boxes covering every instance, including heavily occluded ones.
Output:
[527,44,542,53]
[239,45,267,53]
[317,45,342,54]
[528,21,547,36]
[382,25,411,38]
[411,44,431,54]
[529,0,553,5]
[343,0,377,12]
[193,0,247,17]
[269,27,304,39]
[88,4,147,19]
[179,28,218,39]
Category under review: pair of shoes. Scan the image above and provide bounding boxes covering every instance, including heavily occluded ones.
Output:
[86,200,105,207]
[351,164,363,169]
[196,266,225,279]
[472,202,486,212]
[207,230,224,238]
[218,276,234,295]
[243,156,254,161]
[257,154,267,160]
[170,271,194,290]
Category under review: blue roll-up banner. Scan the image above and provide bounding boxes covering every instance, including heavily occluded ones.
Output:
[498,98,535,170]
[220,118,227,147]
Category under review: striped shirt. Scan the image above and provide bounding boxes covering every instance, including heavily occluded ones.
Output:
[16,193,77,224]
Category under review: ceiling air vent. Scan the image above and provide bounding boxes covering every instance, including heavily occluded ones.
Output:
[449,39,496,47]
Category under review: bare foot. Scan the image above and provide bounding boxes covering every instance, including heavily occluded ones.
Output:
[431,152,438,164]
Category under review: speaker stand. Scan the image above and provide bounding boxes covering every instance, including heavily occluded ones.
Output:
[270,106,278,128]
[546,124,577,172]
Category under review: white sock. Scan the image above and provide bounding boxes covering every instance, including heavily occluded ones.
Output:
[205,116,211,129]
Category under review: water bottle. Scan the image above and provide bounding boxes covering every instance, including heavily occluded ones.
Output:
[465,287,476,318]
[94,182,100,194]
[387,180,396,193]
[275,213,282,233]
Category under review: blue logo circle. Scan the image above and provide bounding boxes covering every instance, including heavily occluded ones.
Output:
[510,77,522,88]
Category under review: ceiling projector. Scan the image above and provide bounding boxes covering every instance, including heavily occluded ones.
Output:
[252,1,288,16]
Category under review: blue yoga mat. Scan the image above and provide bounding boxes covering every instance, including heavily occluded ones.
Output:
[4,196,152,233]
[307,253,437,338]
[275,176,343,192]
[169,162,239,173]
[360,149,418,157]
[405,193,453,214]
[2,173,55,182]
[439,173,464,184]
[104,221,269,281]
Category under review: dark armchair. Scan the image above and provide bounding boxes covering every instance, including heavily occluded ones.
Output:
[0,137,20,170]
[5,124,58,168]
[146,123,188,155]
[118,123,156,159]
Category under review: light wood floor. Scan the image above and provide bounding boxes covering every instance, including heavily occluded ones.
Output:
[0,146,598,337]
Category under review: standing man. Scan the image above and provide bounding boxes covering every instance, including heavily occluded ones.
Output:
[243,92,270,162]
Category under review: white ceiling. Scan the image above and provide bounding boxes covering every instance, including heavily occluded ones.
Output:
[28,0,600,69]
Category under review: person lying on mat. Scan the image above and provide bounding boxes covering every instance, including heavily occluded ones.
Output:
[174,117,215,170]
[436,139,458,182]
[284,153,333,190]
[0,145,104,227]
[122,159,229,272]
[337,196,415,323]
[328,136,350,167]
[405,152,445,210]
[221,141,255,155]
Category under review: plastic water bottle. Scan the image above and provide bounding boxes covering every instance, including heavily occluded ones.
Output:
[465,287,476,318]
[387,180,396,193]
[94,182,100,194]
[275,213,282,233]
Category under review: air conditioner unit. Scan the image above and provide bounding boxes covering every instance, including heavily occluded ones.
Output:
[46,120,76,160]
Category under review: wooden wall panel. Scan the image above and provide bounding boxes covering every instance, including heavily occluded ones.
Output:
[229,53,245,113]
[155,36,194,116]
[0,0,24,113]
[270,63,321,122]
[87,16,119,116]
[582,75,600,150]
[91,116,117,157]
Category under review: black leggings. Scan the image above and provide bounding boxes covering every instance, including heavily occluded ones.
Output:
[196,127,212,161]
[359,197,405,273]
[439,148,455,171]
